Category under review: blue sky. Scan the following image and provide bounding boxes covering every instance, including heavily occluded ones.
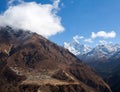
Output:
[0,0,120,47]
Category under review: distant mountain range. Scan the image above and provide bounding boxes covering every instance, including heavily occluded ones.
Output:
[64,39,120,63]
[64,38,120,92]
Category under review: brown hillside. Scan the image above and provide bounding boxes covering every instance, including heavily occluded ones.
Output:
[0,26,111,92]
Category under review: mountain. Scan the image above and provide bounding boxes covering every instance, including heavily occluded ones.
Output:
[0,26,111,92]
[64,39,120,64]
[64,39,120,92]
[64,39,92,55]
[78,44,117,63]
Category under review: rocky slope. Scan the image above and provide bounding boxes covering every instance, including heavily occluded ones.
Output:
[0,26,111,92]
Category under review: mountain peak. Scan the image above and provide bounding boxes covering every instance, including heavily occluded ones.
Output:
[64,39,92,55]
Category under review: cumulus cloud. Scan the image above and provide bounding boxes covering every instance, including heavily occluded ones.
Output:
[8,0,16,5]
[99,40,108,45]
[73,35,84,43]
[72,35,94,44]
[84,38,93,43]
[53,0,60,9]
[91,31,116,39]
[99,40,113,45]
[8,0,24,6]
[0,0,64,37]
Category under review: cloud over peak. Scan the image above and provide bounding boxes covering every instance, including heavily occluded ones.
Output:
[73,35,84,43]
[84,38,93,43]
[0,0,64,37]
[91,31,116,39]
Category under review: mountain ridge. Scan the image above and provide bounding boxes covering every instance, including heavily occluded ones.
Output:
[64,38,120,63]
[0,26,111,92]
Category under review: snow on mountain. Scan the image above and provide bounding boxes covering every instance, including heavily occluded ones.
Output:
[64,38,92,55]
[90,44,115,56]
[64,42,80,55]
[64,38,120,62]
[82,44,120,62]
[93,44,120,56]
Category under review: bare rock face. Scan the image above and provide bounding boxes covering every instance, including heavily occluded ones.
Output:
[0,26,111,92]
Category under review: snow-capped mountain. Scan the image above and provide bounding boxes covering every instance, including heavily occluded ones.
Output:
[64,39,120,63]
[80,44,120,62]
[64,39,92,55]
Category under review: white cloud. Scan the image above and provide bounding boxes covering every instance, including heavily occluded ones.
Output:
[91,31,116,39]
[0,0,64,37]
[8,0,24,6]
[99,40,113,45]
[8,0,15,5]
[99,40,108,45]
[84,38,93,43]
[73,35,84,43]
[53,0,60,9]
